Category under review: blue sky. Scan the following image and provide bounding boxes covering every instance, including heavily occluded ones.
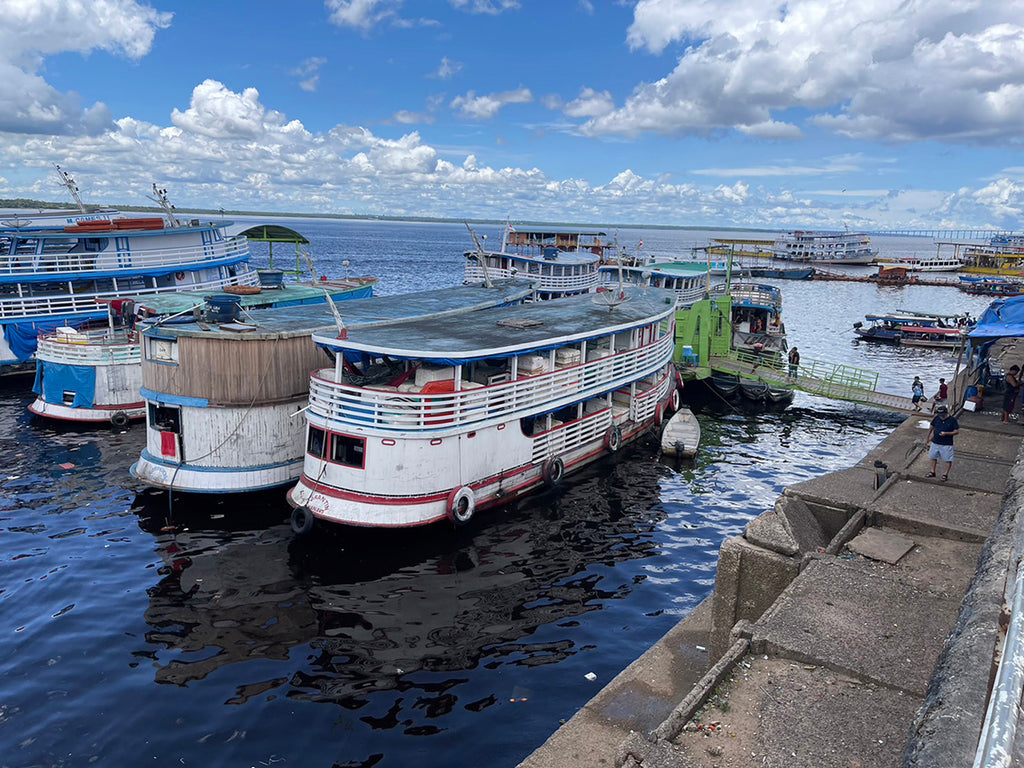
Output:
[1,0,1022,230]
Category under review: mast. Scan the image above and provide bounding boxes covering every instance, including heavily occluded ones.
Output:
[54,164,86,212]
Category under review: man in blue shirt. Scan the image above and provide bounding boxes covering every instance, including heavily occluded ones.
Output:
[926,404,960,481]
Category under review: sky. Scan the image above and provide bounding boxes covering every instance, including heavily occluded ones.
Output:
[0,0,1022,230]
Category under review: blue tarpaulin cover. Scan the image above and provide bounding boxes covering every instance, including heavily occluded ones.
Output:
[969,296,1024,339]
[33,361,96,408]
[3,320,77,362]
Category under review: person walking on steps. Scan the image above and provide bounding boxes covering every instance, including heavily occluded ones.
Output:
[912,376,925,412]
[788,346,800,379]
[926,404,959,481]
[930,378,948,413]
[1002,365,1021,423]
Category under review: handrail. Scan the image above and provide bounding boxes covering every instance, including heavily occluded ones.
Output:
[0,236,249,278]
[0,268,259,321]
[728,348,880,392]
[36,332,139,364]
[465,265,599,291]
[308,332,675,433]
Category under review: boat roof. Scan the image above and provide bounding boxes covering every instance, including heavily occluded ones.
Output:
[128,279,378,317]
[505,226,607,236]
[0,219,232,238]
[313,286,676,362]
[142,278,538,341]
[223,222,310,244]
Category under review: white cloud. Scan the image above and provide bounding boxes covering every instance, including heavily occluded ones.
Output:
[3,78,1023,230]
[431,56,463,79]
[582,0,1024,145]
[563,87,615,119]
[451,87,533,119]
[449,0,520,14]
[171,80,275,139]
[325,0,400,29]
[291,57,327,92]
[0,0,171,135]
[392,110,436,124]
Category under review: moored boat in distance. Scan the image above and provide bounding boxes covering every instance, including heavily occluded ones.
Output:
[286,286,680,530]
[959,276,1024,296]
[772,230,877,264]
[464,223,602,298]
[0,184,260,368]
[853,311,972,347]
[874,253,964,272]
[28,276,378,424]
[598,260,713,305]
[130,279,538,494]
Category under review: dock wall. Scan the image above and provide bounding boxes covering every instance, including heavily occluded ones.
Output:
[520,395,1024,768]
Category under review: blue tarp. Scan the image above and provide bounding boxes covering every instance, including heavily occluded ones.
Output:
[3,320,70,362]
[33,361,96,408]
[969,296,1024,339]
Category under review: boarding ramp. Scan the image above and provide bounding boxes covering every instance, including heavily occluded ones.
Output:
[709,349,917,412]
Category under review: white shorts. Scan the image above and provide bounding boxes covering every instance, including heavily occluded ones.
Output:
[929,443,954,463]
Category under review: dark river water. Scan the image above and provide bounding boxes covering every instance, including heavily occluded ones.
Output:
[0,221,996,767]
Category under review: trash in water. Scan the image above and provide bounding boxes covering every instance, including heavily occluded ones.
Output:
[58,463,75,470]
[584,672,597,681]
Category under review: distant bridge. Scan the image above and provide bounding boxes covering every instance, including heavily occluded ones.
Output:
[869,229,1024,241]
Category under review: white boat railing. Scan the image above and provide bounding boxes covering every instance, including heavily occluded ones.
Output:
[308,332,675,433]
[36,329,139,364]
[465,265,599,293]
[0,268,259,321]
[0,236,249,278]
[531,409,613,463]
[711,283,782,308]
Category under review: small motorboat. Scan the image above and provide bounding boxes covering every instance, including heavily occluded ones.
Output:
[661,407,700,458]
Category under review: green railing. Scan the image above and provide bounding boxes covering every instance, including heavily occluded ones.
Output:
[720,349,882,399]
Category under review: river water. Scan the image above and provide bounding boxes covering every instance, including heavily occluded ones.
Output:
[0,220,996,767]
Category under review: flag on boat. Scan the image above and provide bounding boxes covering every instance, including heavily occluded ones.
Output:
[638,239,643,248]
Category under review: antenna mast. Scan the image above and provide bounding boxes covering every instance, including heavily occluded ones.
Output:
[54,164,86,212]
[145,183,182,227]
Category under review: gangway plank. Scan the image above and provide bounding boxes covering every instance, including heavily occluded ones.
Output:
[705,351,919,413]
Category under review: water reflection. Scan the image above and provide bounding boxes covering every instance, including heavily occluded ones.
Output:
[135,448,669,721]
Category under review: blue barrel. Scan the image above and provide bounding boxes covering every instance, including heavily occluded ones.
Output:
[204,294,242,323]
[966,385,978,398]
[257,269,285,288]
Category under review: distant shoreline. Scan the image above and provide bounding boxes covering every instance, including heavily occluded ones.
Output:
[0,198,773,234]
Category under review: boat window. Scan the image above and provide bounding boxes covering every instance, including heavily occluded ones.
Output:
[149,403,181,433]
[145,336,178,364]
[84,238,108,253]
[307,425,327,458]
[329,433,366,468]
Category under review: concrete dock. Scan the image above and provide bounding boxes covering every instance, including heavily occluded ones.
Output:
[520,353,1024,767]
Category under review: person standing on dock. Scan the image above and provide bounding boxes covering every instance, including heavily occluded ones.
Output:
[926,404,959,481]
[1002,365,1020,423]
[912,376,925,412]
[930,378,948,413]
[788,346,800,379]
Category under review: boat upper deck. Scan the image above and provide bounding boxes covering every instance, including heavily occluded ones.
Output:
[142,279,539,341]
[131,278,378,317]
[313,287,677,360]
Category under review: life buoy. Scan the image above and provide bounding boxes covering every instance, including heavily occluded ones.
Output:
[447,486,476,525]
[290,506,315,535]
[671,387,681,413]
[110,411,129,428]
[542,457,564,487]
[605,424,622,452]
[174,272,186,281]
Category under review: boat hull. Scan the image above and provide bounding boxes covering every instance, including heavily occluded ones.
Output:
[288,385,672,528]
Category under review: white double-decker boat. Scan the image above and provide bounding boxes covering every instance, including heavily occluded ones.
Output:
[464,223,602,298]
[772,230,877,264]
[286,286,679,531]
[0,184,258,367]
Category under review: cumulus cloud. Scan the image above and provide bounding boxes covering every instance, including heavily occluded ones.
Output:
[451,87,533,119]
[563,87,615,119]
[581,0,1024,145]
[171,80,277,139]
[0,0,171,135]
[325,0,400,29]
